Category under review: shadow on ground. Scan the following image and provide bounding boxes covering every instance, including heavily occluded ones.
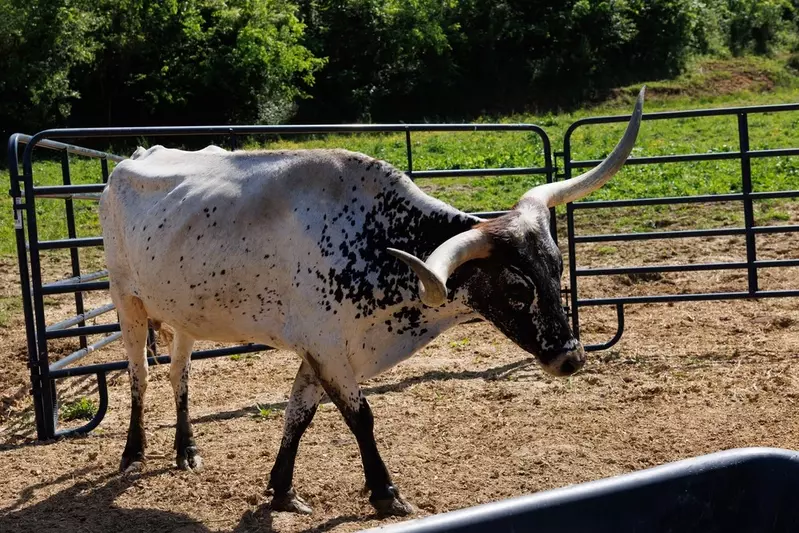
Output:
[193,356,537,425]
[0,463,384,533]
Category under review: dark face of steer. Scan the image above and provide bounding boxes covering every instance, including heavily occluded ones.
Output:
[454,209,584,376]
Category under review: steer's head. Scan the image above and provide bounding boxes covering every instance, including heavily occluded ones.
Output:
[389,87,645,377]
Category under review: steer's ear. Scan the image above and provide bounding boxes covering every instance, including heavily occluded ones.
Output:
[387,228,493,307]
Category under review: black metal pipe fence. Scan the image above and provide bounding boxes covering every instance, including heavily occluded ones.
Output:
[7,101,799,441]
[561,102,799,350]
[8,124,554,441]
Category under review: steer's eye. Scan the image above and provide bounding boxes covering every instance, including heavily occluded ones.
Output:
[506,284,530,309]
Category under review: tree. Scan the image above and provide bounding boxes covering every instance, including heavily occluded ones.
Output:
[0,0,99,139]
[71,0,324,127]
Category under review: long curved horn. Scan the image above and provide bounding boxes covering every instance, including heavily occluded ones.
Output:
[521,86,646,208]
[387,228,492,307]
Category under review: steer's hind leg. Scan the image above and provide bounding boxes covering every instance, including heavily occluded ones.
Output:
[309,358,415,517]
[169,330,201,470]
[268,361,323,514]
[116,294,150,473]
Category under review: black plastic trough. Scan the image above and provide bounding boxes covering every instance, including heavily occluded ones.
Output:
[366,447,799,533]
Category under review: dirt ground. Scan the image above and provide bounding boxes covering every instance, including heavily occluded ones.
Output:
[1,204,798,533]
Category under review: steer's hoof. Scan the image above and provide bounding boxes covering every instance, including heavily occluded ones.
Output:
[176,446,203,471]
[371,494,416,517]
[270,489,313,515]
[120,456,145,477]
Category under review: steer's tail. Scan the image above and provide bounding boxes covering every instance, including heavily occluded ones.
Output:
[147,319,175,352]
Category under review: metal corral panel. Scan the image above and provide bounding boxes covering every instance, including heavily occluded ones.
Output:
[366,447,799,533]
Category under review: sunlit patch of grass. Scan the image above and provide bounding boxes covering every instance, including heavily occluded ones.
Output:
[61,397,98,421]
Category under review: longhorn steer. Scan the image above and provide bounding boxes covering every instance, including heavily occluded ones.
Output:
[99,89,645,516]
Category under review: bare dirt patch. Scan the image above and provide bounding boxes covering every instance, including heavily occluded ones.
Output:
[1,204,798,532]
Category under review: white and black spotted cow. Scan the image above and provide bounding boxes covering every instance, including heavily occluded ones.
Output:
[98,89,645,516]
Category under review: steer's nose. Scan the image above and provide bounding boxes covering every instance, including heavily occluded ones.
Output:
[558,356,584,376]
[543,341,585,377]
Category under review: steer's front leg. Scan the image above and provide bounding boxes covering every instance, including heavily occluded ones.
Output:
[308,356,415,517]
[268,360,323,514]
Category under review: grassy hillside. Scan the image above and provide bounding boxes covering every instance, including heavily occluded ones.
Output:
[3,55,799,260]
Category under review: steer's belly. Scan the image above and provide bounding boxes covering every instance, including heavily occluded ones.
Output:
[142,292,289,347]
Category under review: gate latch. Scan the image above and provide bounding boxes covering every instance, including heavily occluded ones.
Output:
[13,196,23,229]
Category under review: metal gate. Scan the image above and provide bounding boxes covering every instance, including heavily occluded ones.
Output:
[7,124,554,441]
[561,102,799,350]
[8,102,799,442]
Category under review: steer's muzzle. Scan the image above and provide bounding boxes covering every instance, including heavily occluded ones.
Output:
[542,339,586,377]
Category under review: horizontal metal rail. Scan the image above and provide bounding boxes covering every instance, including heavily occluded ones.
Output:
[45,323,120,340]
[575,227,746,243]
[753,224,799,235]
[12,134,126,162]
[40,281,109,295]
[32,184,107,195]
[571,148,799,169]
[33,193,103,201]
[580,290,799,307]
[571,190,799,210]
[470,210,510,219]
[577,259,799,277]
[45,269,108,287]
[49,332,123,371]
[48,343,271,379]
[46,303,115,332]
[413,167,551,179]
[21,123,551,141]
[574,224,799,244]
[37,237,103,250]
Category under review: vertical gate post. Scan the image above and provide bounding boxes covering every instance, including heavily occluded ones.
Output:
[562,134,581,339]
[62,151,88,350]
[8,135,49,439]
[737,113,758,295]
[21,139,58,439]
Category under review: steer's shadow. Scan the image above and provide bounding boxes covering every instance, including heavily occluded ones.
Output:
[193,356,537,424]
[0,465,301,533]
[0,467,216,532]
[0,464,384,533]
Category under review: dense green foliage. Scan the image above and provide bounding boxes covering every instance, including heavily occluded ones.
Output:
[0,0,98,136]
[1,0,321,140]
[297,0,709,121]
[4,58,799,258]
[71,0,322,127]
[2,0,799,137]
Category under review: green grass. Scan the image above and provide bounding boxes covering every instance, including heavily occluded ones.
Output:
[0,295,22,327]
[60,397,98,421]
[230,353,261,364]
[252,403,275,420]
[4,55,799,259]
